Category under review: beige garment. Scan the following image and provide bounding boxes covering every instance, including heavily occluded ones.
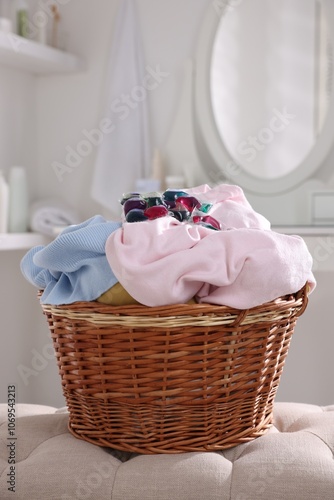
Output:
[97,282,141,305]
[97,282,197,306]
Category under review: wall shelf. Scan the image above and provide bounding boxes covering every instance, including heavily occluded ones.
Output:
[0,233,49,251]
[0,32,84,74]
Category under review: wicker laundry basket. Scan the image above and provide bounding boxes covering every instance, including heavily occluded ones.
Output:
[41,284,308,454]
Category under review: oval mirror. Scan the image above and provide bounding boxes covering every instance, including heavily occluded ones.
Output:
[195,0,334,194]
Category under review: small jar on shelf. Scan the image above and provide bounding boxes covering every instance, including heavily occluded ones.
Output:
[0,169,9,233]
[8,166,29,233]
[0,0,13,34]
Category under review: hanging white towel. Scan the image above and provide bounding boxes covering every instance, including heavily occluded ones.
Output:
[91,0,151,216]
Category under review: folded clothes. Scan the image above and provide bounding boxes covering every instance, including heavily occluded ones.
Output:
[29,198,81,236]
[21,215,121,304]
[105,184,316,309]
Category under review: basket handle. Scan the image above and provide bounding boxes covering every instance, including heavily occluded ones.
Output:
[295,282,309,318]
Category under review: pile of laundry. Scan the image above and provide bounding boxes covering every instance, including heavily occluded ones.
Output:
[21,183,316,309]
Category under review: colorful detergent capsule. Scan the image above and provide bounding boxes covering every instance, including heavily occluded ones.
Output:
[170,209,190,222]
[162,189,189,201]
[199,203,213,213]
[120,192,141,205]
[175,196,201,212]
[144,205,169,220]
[125,209,148,222]
[192,215,202,224]
[202,215,221,230]
[200,222,219,231]
[145,196,165,208]
[142,191,161,198]
[164,199,177,209]
[193,214,221,230]
[123,197,147,215]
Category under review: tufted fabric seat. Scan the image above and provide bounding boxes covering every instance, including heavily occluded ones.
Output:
[0,402,333,499]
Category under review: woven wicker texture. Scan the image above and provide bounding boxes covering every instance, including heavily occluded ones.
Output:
[41,284,308,454]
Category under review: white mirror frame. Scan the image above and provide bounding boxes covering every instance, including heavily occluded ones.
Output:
[195,0,334,194]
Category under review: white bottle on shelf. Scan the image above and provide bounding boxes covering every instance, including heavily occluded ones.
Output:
[165,175,186,189]
[8,165,28,233]
[0,0,13,33]
[152,148,165,191]
[0,169,9,233]
[34,9,47,45]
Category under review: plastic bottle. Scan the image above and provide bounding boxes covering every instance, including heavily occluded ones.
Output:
[16,0,29,38]
[135,149,166,194]
[0,170,9,233]
[8,166,29,233]
[0,0,13,33]
[165,175,186,189]
[152,148,165,191]
[135,178,161,193]
[35,9,47,44]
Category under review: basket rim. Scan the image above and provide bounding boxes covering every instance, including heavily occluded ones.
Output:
[40,283,308,328]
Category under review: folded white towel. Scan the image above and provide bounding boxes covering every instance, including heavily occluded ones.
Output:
[29,198,81,236]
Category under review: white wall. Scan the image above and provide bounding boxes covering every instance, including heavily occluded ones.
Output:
[0,250,64,407]
[0,63,64,405]
[1,0,333,408]
[36,0,210,220]
[0,66,38,199]
[277,271,334,405]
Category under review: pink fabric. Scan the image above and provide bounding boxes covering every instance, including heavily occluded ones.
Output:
[105,184,316,308]
[184,184,271,230]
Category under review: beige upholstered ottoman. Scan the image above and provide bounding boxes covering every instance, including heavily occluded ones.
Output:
[0,402,333,499]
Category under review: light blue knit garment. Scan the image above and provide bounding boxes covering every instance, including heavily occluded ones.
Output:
[20,215,122,304]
